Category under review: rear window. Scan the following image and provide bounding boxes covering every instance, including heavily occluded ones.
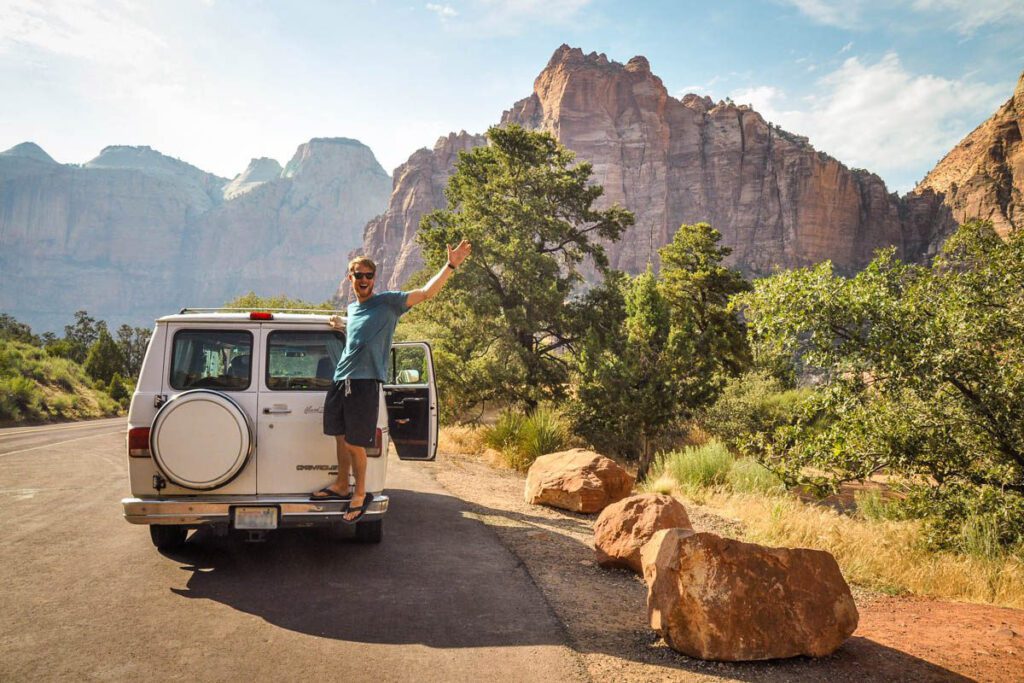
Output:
[170,330,253,391]
[266,330,345,391]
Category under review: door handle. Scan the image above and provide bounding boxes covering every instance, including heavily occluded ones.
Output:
[263,406,292,414]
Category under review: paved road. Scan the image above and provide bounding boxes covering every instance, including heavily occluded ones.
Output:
[0,419,587,681]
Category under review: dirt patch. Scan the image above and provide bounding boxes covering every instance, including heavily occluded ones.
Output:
[426,450,1024,682]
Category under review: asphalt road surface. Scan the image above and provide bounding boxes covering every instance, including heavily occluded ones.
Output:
[0,419,587,681]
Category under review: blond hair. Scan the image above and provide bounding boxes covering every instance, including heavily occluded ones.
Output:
[347,256,376,274]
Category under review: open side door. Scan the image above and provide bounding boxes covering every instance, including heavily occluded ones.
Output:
[384,342,438,461]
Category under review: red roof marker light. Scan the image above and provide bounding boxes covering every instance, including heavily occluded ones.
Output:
[250,312,274,320]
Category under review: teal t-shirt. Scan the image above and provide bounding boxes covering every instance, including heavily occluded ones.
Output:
[333,290,410,381]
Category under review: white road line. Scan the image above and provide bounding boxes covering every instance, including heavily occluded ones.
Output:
[0,430,122,458]
[0,419,125,437]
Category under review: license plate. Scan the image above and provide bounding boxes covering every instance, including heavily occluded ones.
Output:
[234,506,278,530]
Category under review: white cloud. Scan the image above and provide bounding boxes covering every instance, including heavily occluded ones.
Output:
[839,41,854,53]
[911,0,1024,33]
[731,53,1007,192]
[781,0,1024,33]
[426,3,458,19]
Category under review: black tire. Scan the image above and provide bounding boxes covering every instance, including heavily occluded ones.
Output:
[354,518,383,543]
[150,524,188,550]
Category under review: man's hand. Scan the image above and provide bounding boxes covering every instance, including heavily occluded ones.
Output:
[406,239,472,308]
[328,315,344,330]
[448,240,472,268]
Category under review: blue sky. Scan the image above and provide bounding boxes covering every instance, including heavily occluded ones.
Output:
[1,0,1021,193]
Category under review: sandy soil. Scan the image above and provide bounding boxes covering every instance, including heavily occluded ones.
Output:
[424,450,1024,682]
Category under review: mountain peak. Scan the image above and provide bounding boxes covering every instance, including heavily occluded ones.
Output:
[223,157,283,200]
[282,137,387,180]
[1,142,57,164]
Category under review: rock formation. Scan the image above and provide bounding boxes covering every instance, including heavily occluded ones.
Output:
[641,528,859,661]
[336,131,485,300]
[594,493,691,573]
[912,70,1024,241]
[524,448,634,513]
[0,138,391,332]
[351,45,938,293]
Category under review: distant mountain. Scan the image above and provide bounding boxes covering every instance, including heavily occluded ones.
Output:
[0,138,391,332]
[347,46,1020,297]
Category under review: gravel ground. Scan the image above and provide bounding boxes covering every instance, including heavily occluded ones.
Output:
[423,449,1024,682]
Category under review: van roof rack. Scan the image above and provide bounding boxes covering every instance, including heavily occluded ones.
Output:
[178,307,345,315]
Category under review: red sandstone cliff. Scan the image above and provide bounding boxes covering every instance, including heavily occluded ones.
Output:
[912,70,1024,240]
[347,45,930,294]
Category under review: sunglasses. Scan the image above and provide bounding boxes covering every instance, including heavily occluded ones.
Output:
[351,272,375,280]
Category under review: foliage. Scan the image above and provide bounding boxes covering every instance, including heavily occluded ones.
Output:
[644,440,785,499]
[569,269,682,470]
[739,220,1024,549]
[224,291,336,312]
[84,329,125,385]
[115,324,152,379]
[482,405,571,471]
[700,370,817,450]
[108,372,130,404]
[415,124,634,410]
[0,339,119,423]
[0,313,37,345]
[63,310,106,364]
[569,223,752,478]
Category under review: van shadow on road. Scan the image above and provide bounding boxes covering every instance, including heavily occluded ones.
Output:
[164,487,569,649]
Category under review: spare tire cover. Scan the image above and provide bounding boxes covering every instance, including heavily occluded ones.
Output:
[150,390,253,490]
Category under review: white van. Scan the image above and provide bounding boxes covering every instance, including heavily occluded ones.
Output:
[120,309,438,550]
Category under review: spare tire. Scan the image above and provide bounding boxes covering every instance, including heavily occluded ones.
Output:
[150,390,254,490]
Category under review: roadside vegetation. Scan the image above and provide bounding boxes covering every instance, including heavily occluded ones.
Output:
[0,311,149,424]
[410,124,1024,607]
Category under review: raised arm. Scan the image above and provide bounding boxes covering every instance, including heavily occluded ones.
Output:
[405,240,472,308]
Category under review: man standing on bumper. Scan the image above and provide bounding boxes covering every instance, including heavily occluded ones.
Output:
[313,240,472,523]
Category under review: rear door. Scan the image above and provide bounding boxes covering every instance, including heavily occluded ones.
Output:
[255,325,345,493]
[384,342,438,461]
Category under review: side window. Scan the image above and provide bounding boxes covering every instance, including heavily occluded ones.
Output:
[170,330,253,391]
[388,346,428,385]
[266,330,346,391]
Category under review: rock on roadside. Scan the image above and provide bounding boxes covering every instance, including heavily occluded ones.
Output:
[594,493,692,573]
[641,528,859,661]
[524,448,634,513]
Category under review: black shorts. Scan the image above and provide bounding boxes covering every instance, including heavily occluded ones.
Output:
[323,379,381,447]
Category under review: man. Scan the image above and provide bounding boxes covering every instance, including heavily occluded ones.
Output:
[312,240,472,523]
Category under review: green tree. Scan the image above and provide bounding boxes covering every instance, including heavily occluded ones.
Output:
[570,270,682,475]
[63,310,106,364]
[658,222,752,407]
[224,291,335,312]
[415,124,634,410]
[108,372,129,405]
[115,324,152,378]
[740,221,1024,549]
[0,313,37,345]
[84,329,125,385]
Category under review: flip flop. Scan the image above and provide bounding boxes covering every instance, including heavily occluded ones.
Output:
[343,492,375,524]
[311,486,352,501]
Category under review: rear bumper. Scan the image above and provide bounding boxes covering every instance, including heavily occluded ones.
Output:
[121,494,389,527]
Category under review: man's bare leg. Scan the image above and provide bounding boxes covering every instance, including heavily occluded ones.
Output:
[312,436,351,498]
[343,440,368,521]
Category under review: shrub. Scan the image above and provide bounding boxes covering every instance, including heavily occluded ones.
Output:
[700,371,814,450]
[0,374,44,421]
[727,457,786,495]
[855,489,905,523]
[482,406,571,471]
[650,440,734,494]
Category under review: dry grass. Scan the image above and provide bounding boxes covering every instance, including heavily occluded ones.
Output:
[662,484,1024,609]
[438,424,487,455]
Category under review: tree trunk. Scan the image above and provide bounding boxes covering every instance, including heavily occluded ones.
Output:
[636,433,652,482]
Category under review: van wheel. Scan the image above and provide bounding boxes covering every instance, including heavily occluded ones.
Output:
[150,524,188,550]
[354,518,383,543]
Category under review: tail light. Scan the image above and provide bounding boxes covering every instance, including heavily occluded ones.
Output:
[128,427,151,457]
[249,311,273,320]
[367,428,383,458]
